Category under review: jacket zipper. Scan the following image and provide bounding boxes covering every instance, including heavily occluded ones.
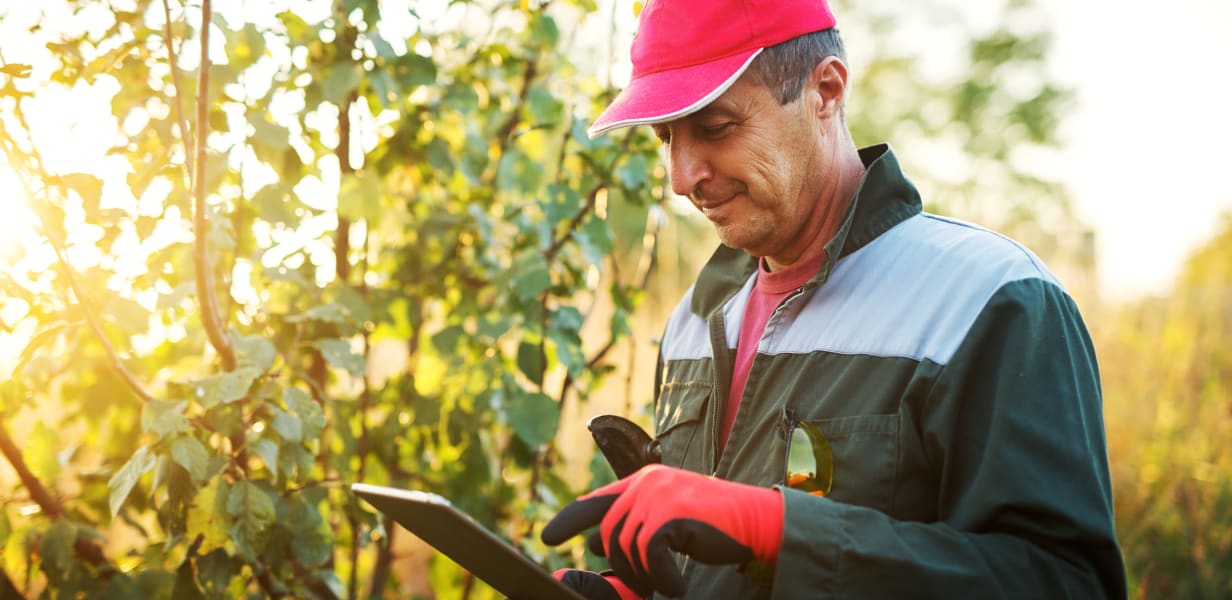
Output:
[709,285,808,476]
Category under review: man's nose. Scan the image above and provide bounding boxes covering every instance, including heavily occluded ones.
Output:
[668,137,711,198]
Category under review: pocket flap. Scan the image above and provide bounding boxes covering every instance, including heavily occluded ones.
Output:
[656,381,710,436]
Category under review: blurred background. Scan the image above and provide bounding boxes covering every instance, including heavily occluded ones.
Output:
[0,0,1228,597]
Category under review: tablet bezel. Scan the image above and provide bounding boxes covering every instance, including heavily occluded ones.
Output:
[351,483,585,600]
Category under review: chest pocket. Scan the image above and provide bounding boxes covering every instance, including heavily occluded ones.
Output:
[655,381,711,473]
[804,413,900,513]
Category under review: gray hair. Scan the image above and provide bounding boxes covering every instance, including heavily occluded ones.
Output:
[745,28,848,105]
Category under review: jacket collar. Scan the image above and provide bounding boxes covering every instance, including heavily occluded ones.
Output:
[690,143,922,317]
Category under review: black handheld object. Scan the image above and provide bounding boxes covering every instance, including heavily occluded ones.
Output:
[588,415,661,479]
[351,483,585,600]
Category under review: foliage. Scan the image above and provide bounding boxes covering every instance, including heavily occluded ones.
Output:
[836,0,1091,278]
[1,0,661,596]
[1097,213,1232,599]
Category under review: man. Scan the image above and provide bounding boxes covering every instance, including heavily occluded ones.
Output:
[540,0,1126,598]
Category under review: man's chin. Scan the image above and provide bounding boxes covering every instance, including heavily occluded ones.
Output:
[715,230,763,256]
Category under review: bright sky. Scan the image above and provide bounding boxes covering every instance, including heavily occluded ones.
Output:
[1041,0,1232,299]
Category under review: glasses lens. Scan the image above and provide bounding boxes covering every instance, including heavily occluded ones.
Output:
[785,421,832,496]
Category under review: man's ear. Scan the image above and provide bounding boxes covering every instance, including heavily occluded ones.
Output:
[808,56,848,120]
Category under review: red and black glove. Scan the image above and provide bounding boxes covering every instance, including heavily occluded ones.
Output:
[541,464,784,598]
[553,568,645,600]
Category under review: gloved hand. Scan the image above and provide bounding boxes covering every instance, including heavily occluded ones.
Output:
[553,568,645,600]
[541,464,784,598]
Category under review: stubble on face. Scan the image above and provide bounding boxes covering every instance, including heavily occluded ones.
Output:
[678,81,823,263]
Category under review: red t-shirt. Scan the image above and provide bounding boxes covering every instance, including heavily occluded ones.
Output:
[718,252,826,454]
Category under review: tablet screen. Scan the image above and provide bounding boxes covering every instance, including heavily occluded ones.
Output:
[351,483,584,600]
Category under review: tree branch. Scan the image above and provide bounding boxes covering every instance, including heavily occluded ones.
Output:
[0,416,64,520]
[0,565,21,599]
[160,0,195,177]
[543,130,637,262]
[497,57,537,144]
[0,416,113,575]
[54,248,155,403]
[0,112,155,404]
[190,0,237,371]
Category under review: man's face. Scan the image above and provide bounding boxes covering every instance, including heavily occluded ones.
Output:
[653,75,831,263]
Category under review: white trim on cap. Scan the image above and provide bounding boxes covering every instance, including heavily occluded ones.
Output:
[586,48,765,138]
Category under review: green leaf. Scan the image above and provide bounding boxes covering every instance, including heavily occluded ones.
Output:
[39,520,77,574]
[241,23,267,64]
[616,152,649,190]
[195,549,241,594]
[369,32,399,61]
[235,334,277,371]
[395,53,437,89]
[512,255,551,300]
[507,391,559,447]
[142,399,190,439]
[527,85,562,126]
[251,185,298,225]
[576,216,612,266]
[338,170,383,222]
[546,183,583,224]
[109,446,155,518]
[289,496,331,566]
[205,402,245,438]
[425,138,454,173]
[187,478,231,555]
[228,481,276,559]
[528,13,560,48]
[571,116,600,151]
[251,437,280,475]
[553,306,585,333]
[431,324,466,354]
[250,114,290,150]
[549,329,586,378]
[330,282,372,325]
[278,443,314,481]
[230,486,273,526]
[171,436,210,483]
[322,62,362,104]
[271,407,303,442]
[186,367,262,409]
[517,340,546,385]
[368,68,397,108]
[313,338,366,377]
[285,388,325,439]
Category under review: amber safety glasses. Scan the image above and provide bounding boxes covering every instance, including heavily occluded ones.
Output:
[785,420,832,496]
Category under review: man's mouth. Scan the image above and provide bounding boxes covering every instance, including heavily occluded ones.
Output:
[696,193,737,218]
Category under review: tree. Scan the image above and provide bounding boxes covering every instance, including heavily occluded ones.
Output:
[2,0,660,596]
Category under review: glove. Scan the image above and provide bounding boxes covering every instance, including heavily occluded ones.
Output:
[553,568,645,600]
[541,464,784,598]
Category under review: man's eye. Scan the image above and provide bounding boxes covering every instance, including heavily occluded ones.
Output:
[699,123,731,138]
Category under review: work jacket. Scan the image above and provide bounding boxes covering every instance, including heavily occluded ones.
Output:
[652,144,1126,598]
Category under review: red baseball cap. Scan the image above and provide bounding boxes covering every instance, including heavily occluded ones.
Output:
[588,0,838,137]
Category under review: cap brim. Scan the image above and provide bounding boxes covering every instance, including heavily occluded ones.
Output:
[587,48,763,138]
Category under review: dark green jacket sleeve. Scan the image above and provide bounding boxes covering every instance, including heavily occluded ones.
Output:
[770,278,1126,598]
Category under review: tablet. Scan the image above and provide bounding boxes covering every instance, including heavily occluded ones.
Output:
[351,483,585,600]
